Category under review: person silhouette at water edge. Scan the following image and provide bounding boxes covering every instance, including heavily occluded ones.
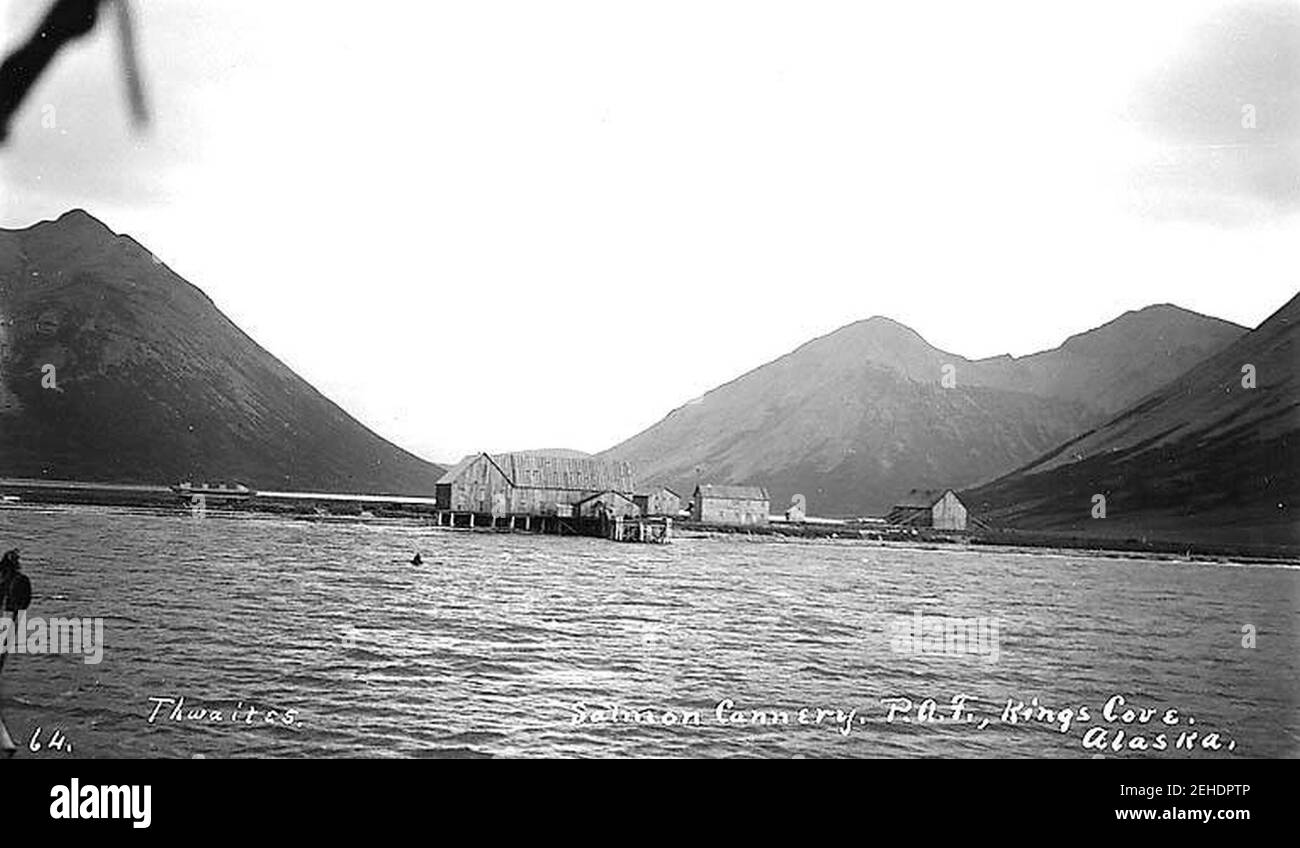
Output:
[0,549,32,675]
[0,549,33,758]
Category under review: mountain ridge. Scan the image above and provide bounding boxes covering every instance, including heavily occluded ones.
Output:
[0,210,445,494]
[602,303,1247,516]
[964,291,1298,545]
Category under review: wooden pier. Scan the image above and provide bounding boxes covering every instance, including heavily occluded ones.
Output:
[435,511,672,543]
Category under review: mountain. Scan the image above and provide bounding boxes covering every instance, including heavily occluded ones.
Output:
[965,292,1299,547]
[601,308,1245,516]
[0,210,444,494]
[963,304,1251,416]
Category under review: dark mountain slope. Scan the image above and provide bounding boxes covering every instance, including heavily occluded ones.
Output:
[965,292,1299,546]
[0,210,444,494]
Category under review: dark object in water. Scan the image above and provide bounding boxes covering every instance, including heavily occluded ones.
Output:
[410,553,423,566]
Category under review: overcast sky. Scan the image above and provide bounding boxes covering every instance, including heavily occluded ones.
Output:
[2,0,1297,463]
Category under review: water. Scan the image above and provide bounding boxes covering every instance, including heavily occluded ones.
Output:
[0,505,1296,758]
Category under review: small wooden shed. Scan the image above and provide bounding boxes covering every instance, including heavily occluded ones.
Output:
[634,486,682,518]
[885,489,968,531]
[575,490,641,519]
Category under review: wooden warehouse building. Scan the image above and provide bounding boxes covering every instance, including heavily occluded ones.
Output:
[434,452,638,518]
[885,489,968,531]
[691,484,770,526]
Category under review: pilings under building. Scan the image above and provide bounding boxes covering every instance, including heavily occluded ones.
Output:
[435,509,672,543]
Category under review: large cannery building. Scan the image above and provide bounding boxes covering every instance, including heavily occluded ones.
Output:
[434,452,637,517]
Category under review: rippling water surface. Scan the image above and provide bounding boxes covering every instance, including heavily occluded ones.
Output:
[1,506,1296,758]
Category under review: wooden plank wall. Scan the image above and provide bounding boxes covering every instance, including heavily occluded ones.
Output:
[699,498,769,525]
[644,489,681,517]
[932,491,968,530]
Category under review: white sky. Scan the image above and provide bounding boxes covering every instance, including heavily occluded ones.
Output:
[2,0,1297,463]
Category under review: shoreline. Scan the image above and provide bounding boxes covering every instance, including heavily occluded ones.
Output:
[3,493,1296,567]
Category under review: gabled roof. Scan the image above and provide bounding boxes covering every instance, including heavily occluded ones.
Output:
[891,488,958,509]
[436,451,636,492]
[436,454,481,485]
[885,506,930,526]
[502,453,636,492]
[694,484,770,501]
[574,489,638,506]
[635,486,681,498]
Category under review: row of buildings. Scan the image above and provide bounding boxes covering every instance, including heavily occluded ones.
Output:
[434,452,969,530]
[435,452,678,520]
